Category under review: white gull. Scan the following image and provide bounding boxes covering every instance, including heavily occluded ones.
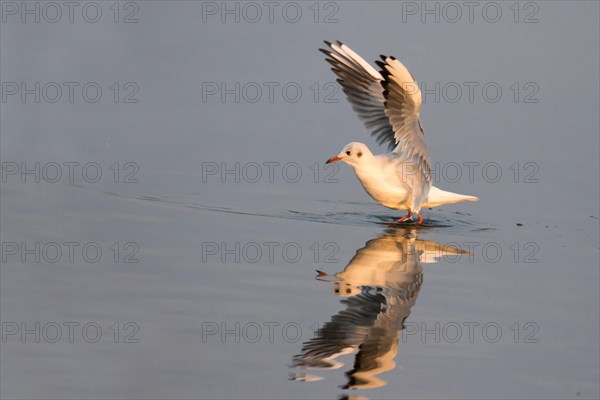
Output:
[322,40,479,224]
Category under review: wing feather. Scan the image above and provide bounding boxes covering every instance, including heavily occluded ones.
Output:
[320,41,393,150]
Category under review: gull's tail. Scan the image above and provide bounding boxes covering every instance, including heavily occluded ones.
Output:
[424,186,479,208]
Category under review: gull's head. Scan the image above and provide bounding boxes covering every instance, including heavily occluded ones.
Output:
[326,142,372,168]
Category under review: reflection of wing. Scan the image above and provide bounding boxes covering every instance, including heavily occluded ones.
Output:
[293,285,420,389]
[292,229,467,390]
[292,290,387,370]
[342,287,419,389]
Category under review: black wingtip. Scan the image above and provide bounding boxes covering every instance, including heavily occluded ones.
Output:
[375,60,392,84]
[324,58,338,67]
[319,48,332,56]
[323,40,345,49]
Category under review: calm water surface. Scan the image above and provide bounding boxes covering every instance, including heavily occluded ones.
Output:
[1,2,598,399]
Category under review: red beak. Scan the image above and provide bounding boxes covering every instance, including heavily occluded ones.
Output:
[326,156,342,164]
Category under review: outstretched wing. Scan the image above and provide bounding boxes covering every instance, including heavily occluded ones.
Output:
[320,41,431,209]
[320,40,394,150]
[377,56,431,209]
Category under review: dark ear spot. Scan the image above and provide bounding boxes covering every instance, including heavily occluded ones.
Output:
[357,152,363,158]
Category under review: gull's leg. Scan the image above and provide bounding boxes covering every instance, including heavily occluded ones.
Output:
[395,209,413,223]
[416,212,424,224]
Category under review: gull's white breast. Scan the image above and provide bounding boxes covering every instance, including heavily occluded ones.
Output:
[352,159,412,210]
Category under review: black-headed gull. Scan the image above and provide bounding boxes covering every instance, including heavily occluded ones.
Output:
[322,41,478,224]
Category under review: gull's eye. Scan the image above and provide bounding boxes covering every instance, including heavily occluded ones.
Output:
[346,150,351,156]
[357,152,363,157]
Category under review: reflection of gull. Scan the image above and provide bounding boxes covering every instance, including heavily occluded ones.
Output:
[292,229,467,390]
[321,41,478,223]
